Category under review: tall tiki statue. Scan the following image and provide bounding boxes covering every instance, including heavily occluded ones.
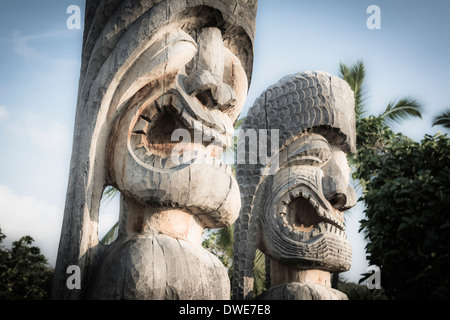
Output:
[233,71,357,300]
[52,0,257,300]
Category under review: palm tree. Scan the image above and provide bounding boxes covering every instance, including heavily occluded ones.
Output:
[335,60,423,289]
[339,60,423,126]
[339,61,367,119]
[432,109,450,129]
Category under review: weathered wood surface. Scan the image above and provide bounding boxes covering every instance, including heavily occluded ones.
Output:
[232,71,356,300]
[52,0,257,300]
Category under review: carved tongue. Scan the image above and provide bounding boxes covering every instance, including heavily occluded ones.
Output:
[288,197,322,232]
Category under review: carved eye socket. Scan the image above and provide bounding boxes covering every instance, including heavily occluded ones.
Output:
[281,134,332,168]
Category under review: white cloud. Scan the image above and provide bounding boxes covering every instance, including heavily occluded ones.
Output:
[7,113,72,153]
[27,117,71,152]
[0,185,63,266]
[12,29,73,61]
[12,30,41,61]
[0,105,8,123]
[0,185,122,267]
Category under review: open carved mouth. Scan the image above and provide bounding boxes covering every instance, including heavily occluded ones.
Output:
[277,186,346,241]
[129,93,233,173]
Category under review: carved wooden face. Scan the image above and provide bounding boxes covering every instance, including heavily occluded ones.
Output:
[108,26,248,228]
[258,133,356,272]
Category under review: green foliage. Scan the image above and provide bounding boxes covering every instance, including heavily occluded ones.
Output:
[201,226,267,296]
[339,60,423,128]
[337,279,387,300]
[433,108,450,129]
[339,60,367,119]
[340,60,450,299]
[358,133,450,299]
[380,98,423,127]
[350,116,398,191]
[102,185,120,204]
[101,221,119,245]
[202,227,233,277]
[0,227,54,300]
[252,250,266,297]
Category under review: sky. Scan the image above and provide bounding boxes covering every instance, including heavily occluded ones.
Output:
[0,0,449,284]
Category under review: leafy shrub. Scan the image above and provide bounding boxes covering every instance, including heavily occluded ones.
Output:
[359,133,450,299]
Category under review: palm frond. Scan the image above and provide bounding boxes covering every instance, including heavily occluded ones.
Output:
[381,97,423,127]
[234,117,246,130]
[217,225,234,257]
[253,249,266,296]
[223,117,247,174]
[100,221,119,245]
[432,108,450,129]
[339,60,367,119]
[102,186,120,204]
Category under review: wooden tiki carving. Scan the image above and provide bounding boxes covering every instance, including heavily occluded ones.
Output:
[52,0,257,300]
[233,71,357,300]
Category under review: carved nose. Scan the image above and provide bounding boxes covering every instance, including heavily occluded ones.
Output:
[184,27,236,112]
[326,184,357,211]
[328,192,347,210]
[322,147,356,211]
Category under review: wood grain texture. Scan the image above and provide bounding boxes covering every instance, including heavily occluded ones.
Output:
[232,71,356,300]
[52,0,257,300]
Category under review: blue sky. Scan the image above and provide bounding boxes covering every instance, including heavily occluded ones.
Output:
[0,0,449,284]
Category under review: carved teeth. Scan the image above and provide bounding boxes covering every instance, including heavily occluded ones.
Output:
[154,100,162,113]
[202,125,212,138]
[319,222,326,232]
[291,189,300,199]
[161,157,167,168]
[131,95,237,174]
[140,114,152,123]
